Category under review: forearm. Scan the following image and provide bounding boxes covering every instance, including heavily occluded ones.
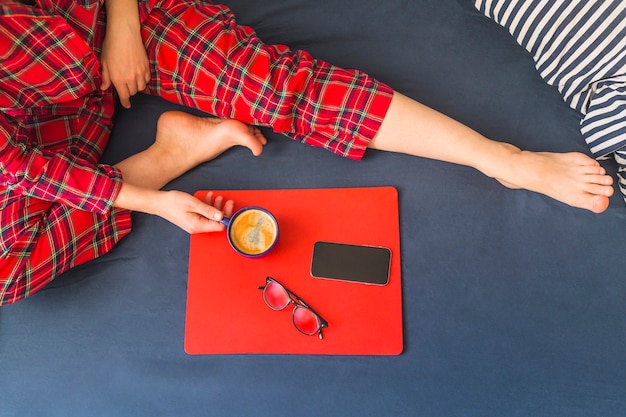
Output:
[1,144,122,213]
[112,181,229,235]
[104,0,141,32]
[112,182,159,215]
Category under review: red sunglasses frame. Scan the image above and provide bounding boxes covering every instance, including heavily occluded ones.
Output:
[258,277,329,339]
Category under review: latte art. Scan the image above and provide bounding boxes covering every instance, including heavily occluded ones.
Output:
[229,209,278,255]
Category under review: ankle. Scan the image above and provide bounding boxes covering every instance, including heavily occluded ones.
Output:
[147,140,194,176]
[476,141,523,180]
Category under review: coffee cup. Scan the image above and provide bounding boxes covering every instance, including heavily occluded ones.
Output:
[219,207,279,257]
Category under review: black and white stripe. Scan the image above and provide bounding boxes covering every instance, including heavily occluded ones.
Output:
[474,0,626,159]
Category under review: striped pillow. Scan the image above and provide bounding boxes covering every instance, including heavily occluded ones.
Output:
[474,0,626,159]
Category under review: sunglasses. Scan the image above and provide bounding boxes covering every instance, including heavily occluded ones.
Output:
[258,277,328,339]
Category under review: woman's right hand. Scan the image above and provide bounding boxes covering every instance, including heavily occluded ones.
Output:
[153,190,234,234]
[114,183,234,234]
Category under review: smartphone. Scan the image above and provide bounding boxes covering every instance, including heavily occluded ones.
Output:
[310,241,392,285]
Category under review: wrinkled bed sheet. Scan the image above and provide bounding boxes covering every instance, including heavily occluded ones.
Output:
[2,1,625,416]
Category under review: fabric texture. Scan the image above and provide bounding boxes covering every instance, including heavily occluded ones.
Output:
[0,0,392,304]
[0,0,130,305]
[2,1,626,415]
[139,0,393,159]
[473,0,626,158]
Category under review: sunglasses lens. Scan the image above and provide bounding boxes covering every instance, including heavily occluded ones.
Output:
[292,306,321,336]
[263,280,290,310]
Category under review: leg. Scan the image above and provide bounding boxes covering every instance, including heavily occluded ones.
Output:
[115,110,265,190]
[473,0,625,209]
[142,1,613,212]
[370,93,614,213]
[112,110,266,235]
[141,1,392,160]
[0,201,132,306]
[0,111,265,305]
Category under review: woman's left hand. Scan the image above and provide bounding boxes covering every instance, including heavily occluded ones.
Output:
[100,9,150,108]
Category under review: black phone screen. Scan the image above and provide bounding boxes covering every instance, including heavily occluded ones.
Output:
[310,241,391,285]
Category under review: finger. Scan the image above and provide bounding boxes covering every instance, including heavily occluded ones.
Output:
[197,199,225,222]
[190,215,224,234]
[212,195,224,211]
[223,199,235,217]
[127,82,139,97]
[117,85,131,109]
[137,72,148,92]
[202,193,233,219]
[204,191,215,205]
[100,67,111,91]
[204,192,227,208]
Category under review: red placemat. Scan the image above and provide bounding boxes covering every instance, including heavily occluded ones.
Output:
[185,187,402,355]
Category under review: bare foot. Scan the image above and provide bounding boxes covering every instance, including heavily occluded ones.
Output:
[492,146,614,213]
[154,110,266,166]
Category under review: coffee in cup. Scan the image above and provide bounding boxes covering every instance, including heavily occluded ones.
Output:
[220,207,278,257]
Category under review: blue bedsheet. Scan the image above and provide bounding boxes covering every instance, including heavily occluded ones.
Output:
[2,1,625,416]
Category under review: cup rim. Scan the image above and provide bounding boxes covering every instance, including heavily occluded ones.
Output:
[226,206,279,257]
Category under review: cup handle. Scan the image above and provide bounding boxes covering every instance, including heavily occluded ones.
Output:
[219,217,231,227]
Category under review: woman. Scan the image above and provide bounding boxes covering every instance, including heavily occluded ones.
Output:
[0,0,613,305]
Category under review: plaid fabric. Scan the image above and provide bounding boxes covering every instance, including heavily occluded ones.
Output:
[0,0,392,305]
[139,0,393,160]
[0,0,131,305]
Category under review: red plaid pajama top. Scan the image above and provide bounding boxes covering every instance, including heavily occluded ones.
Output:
[0,0,393,305]
[0,0,131,305]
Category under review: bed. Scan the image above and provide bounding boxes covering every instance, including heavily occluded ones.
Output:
[2,0,626,415]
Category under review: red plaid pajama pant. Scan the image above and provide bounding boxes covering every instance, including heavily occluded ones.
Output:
[0,0,394,305]
[140,0,394,160]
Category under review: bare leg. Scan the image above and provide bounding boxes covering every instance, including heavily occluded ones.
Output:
[116,110,266,190]
[369,93,614,213]
[111,111,266,234]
